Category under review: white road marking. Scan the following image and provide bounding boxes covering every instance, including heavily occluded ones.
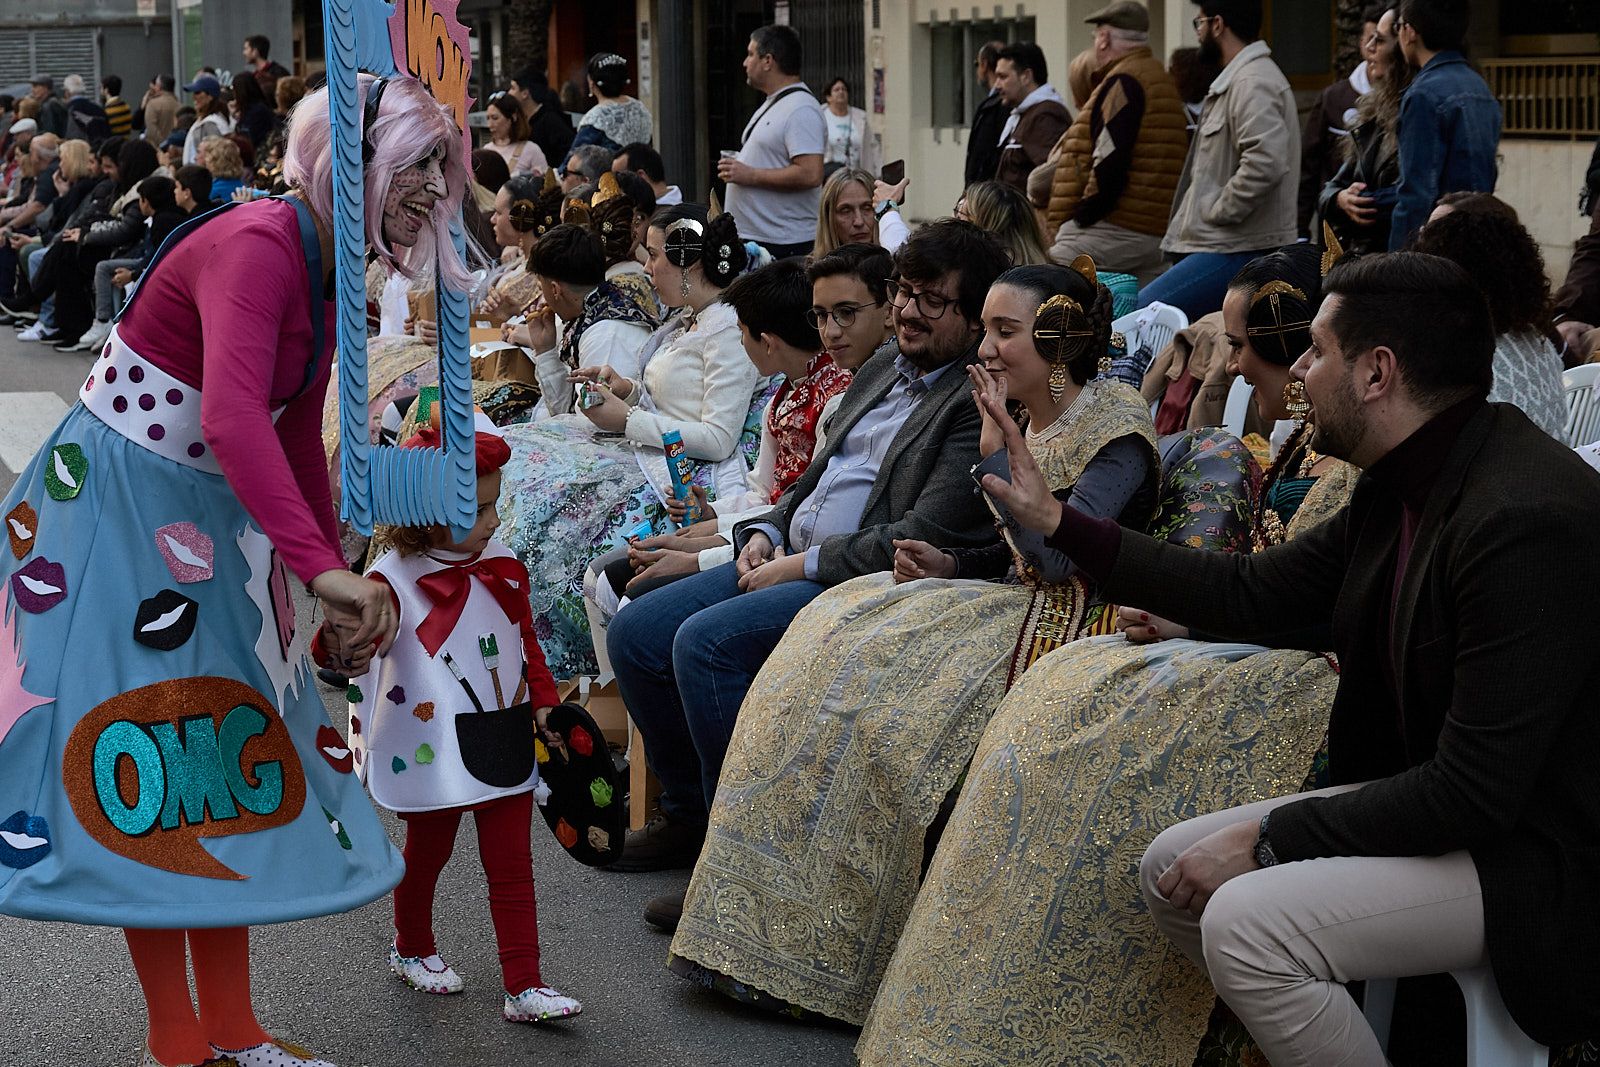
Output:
[0,393,69,475]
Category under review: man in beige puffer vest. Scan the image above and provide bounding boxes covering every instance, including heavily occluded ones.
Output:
[1044,1,1188,287]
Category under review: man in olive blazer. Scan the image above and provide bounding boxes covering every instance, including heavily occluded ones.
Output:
[984,252,1600,1058]
[606,221,1009,880]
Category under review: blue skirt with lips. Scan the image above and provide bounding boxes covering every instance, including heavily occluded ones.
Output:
[0,331,402,928]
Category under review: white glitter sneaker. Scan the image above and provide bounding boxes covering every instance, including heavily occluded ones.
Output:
[503,985,583,1023]
[388,944,465,994]
[207,1039,334,1067]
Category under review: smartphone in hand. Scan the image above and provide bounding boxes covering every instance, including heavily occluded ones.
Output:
[880,159,906,186]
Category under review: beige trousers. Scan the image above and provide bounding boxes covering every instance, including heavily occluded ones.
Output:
[1139,783,1487,1067]
[1048,219,1168,287]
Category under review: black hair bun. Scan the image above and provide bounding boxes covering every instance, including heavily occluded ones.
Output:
[702,214,747,289]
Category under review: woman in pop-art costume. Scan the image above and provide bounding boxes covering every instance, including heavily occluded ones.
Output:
[0,73,472,1067]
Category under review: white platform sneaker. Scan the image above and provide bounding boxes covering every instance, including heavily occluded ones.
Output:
[388,944,465,994]
[503,985,583,1023]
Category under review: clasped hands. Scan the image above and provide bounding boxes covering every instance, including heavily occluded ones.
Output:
[310,568,399,678]
[734,531,806,591]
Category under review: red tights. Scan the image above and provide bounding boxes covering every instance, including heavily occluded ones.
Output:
[123,926,272,1066]
[394,790,542,994]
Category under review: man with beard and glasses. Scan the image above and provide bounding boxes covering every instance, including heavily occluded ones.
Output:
[1138,0,1298,319]
[978,251,1600,1063]
[605,220,1009,873]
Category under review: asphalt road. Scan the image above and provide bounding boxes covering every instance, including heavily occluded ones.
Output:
[0,324,860,1066]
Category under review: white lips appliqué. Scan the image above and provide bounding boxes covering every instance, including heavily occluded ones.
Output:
[162,535,207,568]
[52,452,77,490]
[17,575,61,597]
[140,604,189,632]
[0,830,48,851]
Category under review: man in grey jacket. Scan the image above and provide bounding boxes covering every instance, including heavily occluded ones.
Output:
[1137,0,1298,319]
[606,220,1009,882]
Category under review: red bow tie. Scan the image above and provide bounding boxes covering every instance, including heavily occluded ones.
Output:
[415,555,530,657]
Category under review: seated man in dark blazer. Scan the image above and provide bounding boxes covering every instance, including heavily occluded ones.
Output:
[980,251,1600,1060]
[607,220,1010,877]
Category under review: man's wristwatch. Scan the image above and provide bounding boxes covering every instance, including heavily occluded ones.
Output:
[1253,813,1280,868]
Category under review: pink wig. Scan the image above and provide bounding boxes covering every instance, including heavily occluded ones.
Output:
[283,74,474,292]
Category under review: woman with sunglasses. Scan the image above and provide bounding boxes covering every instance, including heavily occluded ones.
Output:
[482,91,547,177]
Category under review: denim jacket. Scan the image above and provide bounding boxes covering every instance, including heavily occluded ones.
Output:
[1389,51,1502,250]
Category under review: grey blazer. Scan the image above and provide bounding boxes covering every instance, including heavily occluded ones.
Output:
[734,339,994,586]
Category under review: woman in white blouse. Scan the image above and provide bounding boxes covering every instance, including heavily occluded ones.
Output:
[495,206,771,678]
[482,92,548,177]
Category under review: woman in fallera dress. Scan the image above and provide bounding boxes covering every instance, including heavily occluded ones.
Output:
[857,245,1357,1067]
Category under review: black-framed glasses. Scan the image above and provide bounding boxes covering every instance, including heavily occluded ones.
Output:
[806,302,873,329]
[889,282,957,320]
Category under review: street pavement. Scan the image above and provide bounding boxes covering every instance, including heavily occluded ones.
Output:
[0,325,860,1066]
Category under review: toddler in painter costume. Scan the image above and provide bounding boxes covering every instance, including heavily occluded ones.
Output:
[312,415,581,1023]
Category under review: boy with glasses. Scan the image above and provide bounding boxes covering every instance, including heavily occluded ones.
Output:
[604,222,1009,894]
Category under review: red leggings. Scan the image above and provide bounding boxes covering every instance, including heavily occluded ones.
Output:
[393,790,542,994]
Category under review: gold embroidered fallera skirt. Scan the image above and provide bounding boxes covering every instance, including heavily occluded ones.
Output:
[671,571,1088,1024]
[855,635,1336,1066]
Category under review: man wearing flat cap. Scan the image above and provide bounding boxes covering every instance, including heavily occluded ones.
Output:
[1041,0,1188,286]
[29,75,68,138]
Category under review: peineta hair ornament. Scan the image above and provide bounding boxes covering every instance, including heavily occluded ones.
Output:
[1033,293,1096,403]
[1246,280,1312,365]
[1320,220,1346,278]
[664,217,705,301]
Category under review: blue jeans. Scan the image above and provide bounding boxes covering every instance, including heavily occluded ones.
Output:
[1136,250,1272,321]
[607,561,825,824]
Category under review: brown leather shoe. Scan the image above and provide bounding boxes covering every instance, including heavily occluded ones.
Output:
[605,814,705,872]
[644,889,686,932]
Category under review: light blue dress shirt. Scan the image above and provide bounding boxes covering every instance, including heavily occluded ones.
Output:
[754,354,957,580]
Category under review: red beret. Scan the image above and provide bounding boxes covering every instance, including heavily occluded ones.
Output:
[401,426,512,474]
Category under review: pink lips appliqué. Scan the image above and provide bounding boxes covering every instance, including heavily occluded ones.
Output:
[154,522,214,583]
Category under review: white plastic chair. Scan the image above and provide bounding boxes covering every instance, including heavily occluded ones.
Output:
[1362,967,1547,1067]
[1112,302,1188,367]
[1222,376,1253,439]
[1562,363,1600,447]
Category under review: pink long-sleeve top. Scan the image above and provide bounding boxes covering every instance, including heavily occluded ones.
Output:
[118,198,347,584]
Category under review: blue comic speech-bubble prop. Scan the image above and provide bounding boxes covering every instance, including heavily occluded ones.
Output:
[325,0,477,539]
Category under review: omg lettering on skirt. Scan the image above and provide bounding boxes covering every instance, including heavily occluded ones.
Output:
[61,676,307,880]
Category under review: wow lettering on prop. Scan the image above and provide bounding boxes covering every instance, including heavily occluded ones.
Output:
[62,677,307,880]
[327,0,477,541]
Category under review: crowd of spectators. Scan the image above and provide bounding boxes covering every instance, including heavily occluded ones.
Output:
[357,4,1599,1065]
[8,4,1600,1064]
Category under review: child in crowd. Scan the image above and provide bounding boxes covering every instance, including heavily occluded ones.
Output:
[313,417,582,1025]
[584,243,894,620]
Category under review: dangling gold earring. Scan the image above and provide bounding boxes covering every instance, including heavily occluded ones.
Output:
[1098,353,1113,378]
[1049,360,1070,403]
[679,269,691,304]
[1282,379,1311,422]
